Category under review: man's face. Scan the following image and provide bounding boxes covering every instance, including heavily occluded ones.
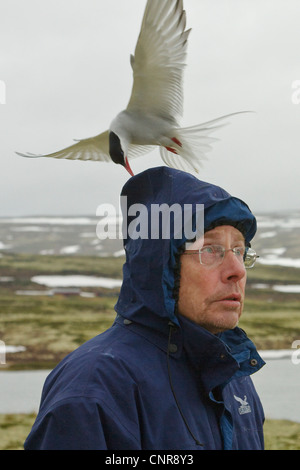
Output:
[177,225,247,334]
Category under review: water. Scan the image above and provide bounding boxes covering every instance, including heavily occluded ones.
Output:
[0,370,50,414]
[0,358,299,423]
[252,358,300,423]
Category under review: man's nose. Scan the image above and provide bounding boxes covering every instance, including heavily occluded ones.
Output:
[221,250,246,282]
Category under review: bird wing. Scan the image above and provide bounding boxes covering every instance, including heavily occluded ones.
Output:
[128,143,156,160]
[127,0,190,123]
[16,131,111,162]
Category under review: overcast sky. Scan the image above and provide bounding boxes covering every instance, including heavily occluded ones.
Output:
[1,0,300,216]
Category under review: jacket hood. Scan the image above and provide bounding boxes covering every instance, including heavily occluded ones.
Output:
[115,166,256,327]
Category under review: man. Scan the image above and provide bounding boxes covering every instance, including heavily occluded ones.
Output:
[24,167,265,450]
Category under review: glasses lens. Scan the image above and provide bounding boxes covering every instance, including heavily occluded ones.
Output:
[199,245,223,266]
[197,245,258,268]
[244,248,257,268]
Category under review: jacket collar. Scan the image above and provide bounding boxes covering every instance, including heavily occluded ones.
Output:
[176,315,265,393]
[116,313,265,394]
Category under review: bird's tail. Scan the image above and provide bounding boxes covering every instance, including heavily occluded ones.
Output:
[159,111,251,174]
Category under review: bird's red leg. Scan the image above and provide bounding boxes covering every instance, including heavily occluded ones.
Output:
[165,147,178,154]
[166,137,182,155]
[171,137,182,147]
[165,137,182,154]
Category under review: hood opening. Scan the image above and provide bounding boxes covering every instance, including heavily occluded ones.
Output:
[115,167,256,328]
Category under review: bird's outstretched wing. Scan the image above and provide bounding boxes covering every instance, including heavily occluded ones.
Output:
[128,144,156,160]
[127,0,190,123]
[16,131,111,162]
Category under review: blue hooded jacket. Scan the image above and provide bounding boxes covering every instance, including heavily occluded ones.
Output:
[24,167,265,450]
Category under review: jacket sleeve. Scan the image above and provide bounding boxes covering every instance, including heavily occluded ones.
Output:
[24,397,141,450]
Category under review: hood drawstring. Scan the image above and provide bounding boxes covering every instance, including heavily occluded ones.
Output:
[172,244,185,317]
[167,322,203,447]
[168,244,203,446]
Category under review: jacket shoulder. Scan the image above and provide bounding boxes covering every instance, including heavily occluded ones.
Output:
[25,325,144,449]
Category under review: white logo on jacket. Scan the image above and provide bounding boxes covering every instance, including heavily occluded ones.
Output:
[234,395,252,415]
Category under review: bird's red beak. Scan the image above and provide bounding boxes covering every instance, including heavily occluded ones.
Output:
[125,157,134,177]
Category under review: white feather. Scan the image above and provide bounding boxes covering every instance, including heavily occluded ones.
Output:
[127,0,190,122]
[16,131,111,162]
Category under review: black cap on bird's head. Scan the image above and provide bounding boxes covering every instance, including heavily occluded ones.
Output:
[109,131,134,176]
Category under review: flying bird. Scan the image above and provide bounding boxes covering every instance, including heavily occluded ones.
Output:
[17,0,247,176]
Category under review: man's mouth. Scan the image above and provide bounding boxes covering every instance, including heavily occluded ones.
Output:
[216,293,242,306]
[222,294,241,302]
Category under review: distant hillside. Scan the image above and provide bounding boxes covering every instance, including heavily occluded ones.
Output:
[254,212,300,269]
[0,212,300,269]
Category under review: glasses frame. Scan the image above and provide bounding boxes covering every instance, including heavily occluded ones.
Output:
[182,245,259,269]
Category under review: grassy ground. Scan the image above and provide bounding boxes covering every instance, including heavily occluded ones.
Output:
[1,254,300,368]
[241,263,300,350]
[263,420,300,450]
[0,253,300,450]
[0,413,36,450]
[0,253,122,369]
[0,293,116,370]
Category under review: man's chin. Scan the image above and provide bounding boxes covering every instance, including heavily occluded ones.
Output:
[205,311,241,334]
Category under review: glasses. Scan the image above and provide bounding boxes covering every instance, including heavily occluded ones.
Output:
[182,245,259,269]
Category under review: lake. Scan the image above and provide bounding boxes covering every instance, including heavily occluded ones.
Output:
[0,354,299,423]
[252,356,300,423]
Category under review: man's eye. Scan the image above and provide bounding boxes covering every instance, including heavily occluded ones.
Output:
[234,247,245,256]
[203,246,215,253]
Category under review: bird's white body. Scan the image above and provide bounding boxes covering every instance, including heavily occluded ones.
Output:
[17,0,248,175]
[110,110,176,146]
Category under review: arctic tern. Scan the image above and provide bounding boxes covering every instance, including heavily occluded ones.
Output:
[17,0,247,176]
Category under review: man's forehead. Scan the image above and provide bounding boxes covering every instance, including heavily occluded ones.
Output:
[204,225,245,240]
[188,225,245,249]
